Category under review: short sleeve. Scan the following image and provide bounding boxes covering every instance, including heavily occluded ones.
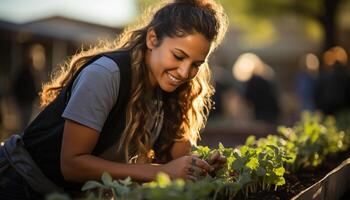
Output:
[62,56,120,132]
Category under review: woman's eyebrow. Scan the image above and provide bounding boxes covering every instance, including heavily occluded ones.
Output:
[174,48,205,63]
[174,48,189,57]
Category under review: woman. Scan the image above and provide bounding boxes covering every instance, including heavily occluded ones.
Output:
[0,0,228,199]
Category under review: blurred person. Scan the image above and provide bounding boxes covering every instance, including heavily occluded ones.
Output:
[0,0,228,199]
[295,53,319,112]
[245,74,280,124]
[12,55,38,130]
[314,46,350,115]
[236,53,280,124]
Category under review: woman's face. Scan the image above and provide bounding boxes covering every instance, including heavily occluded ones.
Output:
[145,30,210,92]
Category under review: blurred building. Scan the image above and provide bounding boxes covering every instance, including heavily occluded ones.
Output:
[0,16,124,133]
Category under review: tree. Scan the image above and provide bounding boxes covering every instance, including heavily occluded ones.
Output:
[137,0,350,50]
[220,0,348,50]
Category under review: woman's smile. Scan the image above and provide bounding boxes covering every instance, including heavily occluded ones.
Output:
[166,72,182,85]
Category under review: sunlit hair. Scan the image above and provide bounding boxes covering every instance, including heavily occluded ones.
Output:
[40,0,228,163]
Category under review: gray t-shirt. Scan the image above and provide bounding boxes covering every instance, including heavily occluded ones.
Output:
[62,56,163,161]
[62,56,120,132]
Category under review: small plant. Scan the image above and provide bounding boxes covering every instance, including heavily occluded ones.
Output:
[81,172,132,200]
[278,112,347,171]
[193,143,287,198]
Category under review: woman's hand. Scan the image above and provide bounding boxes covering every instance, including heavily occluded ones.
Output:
[208,150,227,172]
[161,155,213,181]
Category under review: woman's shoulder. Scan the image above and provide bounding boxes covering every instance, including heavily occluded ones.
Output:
[75,56,121,85]
[89,56,121,74]
[70,56,122,99]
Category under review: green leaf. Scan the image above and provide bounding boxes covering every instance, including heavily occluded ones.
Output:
[112,181,130,196]
[218,142,225,151]
[246,157,259,170]
[275,176,285,186]
[174,179,185,188]
[273,167,285,176]
[245,135,256,146]
[267,145,279,156]
[156,172,171,188]
[119,176,132,186]
[192,145,212,160]
[232,157,244,170]
[256,167,266,176]
[240,145,249,156]
[81,181,106,191]
[101,172,113,186]
[237,173,251,185]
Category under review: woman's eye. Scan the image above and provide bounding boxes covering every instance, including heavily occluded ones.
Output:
[173,54,184,60]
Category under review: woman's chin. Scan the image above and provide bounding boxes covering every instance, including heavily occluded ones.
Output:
[159,83,179,93]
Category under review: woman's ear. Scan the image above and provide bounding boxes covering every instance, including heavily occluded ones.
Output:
[146,28,158,50]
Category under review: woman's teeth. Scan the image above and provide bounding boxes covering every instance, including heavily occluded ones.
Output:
[168,73,181,83]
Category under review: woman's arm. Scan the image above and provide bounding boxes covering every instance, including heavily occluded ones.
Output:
[170,140,192,159]
[61,120,212,183]
[60,119,161,182]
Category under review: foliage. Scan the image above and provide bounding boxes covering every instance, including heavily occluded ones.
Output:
[278,112,347,170]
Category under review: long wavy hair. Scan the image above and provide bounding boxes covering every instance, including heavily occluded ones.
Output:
[40,0,228,163]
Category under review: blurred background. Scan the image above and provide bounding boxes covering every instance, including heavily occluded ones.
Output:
[0,0,350,147]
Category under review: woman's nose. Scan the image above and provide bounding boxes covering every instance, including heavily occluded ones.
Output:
[178,62,192,79]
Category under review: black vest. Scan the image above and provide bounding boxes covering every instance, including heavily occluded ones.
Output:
[22,51,131,191]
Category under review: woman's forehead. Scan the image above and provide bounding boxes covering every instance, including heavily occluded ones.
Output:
[163,33,210,59]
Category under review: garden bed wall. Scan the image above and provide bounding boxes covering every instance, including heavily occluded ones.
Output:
[292,157,350,200]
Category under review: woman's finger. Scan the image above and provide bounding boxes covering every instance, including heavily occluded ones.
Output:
[209,154,227,171]
[215,154,226,164]
[191,152,200,157]
[209,150,220,164]
[210,151,226,163]
[191,156,213,172]
[186,174,197,181]
[194,165,208,177]
[220,156,227,164]
[211,163,220,169]
[188,163,207,177]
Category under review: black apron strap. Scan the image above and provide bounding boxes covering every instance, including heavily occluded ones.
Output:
[92,51,132,155]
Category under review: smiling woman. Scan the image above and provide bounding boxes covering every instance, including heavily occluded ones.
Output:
[145,32,210,92]
[0,0,228,199]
